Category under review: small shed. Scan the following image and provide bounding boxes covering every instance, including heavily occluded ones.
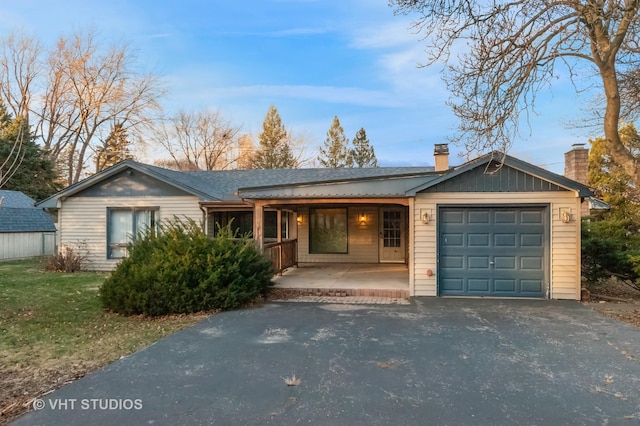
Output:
[0,190,57,260]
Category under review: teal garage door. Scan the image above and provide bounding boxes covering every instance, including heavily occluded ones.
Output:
[438,207,546,298]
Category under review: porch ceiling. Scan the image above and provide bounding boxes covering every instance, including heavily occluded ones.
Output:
[272,264,409,291]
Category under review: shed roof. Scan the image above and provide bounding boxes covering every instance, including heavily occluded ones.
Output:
[0,190,36,208]
[0,191,56,232]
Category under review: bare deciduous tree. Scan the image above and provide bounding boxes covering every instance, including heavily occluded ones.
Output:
[391,0,640,183]
[0,29,164,185]
[41,30,163,184]
[151,109,242,171]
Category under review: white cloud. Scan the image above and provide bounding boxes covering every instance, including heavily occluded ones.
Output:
[219,27,330,37]
[349,20,418,49]
[205,84,404,108]
[345,18,447,101]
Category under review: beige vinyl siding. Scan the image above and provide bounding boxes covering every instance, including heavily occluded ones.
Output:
[0,232,56,260]
[297,206,379,263]
[59,196,202,271]
[413,192,581,300]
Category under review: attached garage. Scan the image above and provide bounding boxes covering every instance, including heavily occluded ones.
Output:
[438,206,547,298]
[408,152,592,300]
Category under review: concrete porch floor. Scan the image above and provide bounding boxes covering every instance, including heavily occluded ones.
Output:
[272,263,409,298]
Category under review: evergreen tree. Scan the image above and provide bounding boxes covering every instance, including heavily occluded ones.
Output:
[318,116,353,168]
[252,105,297,169]
[95,123,133,172]
[0,103,61,200]
[350,128,377,168]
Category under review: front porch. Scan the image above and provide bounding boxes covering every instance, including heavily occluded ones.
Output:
[272,263,410,298]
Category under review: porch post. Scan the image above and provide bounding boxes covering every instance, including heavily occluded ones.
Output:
[408,198,415,297]
[253,201,265,251]
[276,209,282,243]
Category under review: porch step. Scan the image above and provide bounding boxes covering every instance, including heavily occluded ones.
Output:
[271,287,409,299]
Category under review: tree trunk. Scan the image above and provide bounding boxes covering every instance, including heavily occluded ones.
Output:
[600,62,640,185]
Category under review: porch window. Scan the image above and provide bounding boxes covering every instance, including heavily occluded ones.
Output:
[310,208,348,254]
[281,211,290,239]
[210,211,253,237]
[107,207,157,259]
[264,211,290,241]
[264,211,277,240]
[209,210,289,240]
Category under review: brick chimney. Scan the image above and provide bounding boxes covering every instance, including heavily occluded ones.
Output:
[434,143,449,172]
[564,143,588,185]
[564,143,590,217]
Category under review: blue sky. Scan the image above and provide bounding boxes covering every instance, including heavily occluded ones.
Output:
[0,0,598,173]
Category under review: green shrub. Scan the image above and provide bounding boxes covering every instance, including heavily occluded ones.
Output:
[100,218,274,316]
[582,216,640,284]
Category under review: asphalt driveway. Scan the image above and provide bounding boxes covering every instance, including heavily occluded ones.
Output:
[15,299,640,425]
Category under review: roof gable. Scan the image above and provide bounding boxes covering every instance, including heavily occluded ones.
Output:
[37,160,215,208]
[75,169,193,197]
[407,152,593,197]
[419,162,567,193]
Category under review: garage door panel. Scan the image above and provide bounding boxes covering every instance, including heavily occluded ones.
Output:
[494,233,517,247]
[442,233,464,246]
[521,211,543,223]
[468,279,490,292]
[441,278,464,292]
[442,211,464,224]
[494,279,517,292]
[468,233,490,246]
[439,206,546,298]
[441,256,464,269]
[468,256,490,269]
[521,257,543,270]
[494,211,517,223]
[521,279,544,293]
[521,234,542,246]
[468,211,490,223]
[494,256,516,269]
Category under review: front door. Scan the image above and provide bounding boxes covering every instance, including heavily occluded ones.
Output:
[379,208,405,263]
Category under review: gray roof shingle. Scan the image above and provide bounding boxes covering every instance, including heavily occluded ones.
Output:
[0,207,56,232]
[0,190,36,208]
[0,190,56,232]
[140,165,437,200]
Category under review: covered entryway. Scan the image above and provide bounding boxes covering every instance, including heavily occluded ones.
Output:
[438,206,547,298]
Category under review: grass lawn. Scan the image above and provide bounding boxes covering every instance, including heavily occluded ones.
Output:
[0,259,209,423]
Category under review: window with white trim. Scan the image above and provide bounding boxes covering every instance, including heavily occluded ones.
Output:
[107,207,158,259]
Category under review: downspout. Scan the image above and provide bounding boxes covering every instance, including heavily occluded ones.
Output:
[199,203,208,236]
